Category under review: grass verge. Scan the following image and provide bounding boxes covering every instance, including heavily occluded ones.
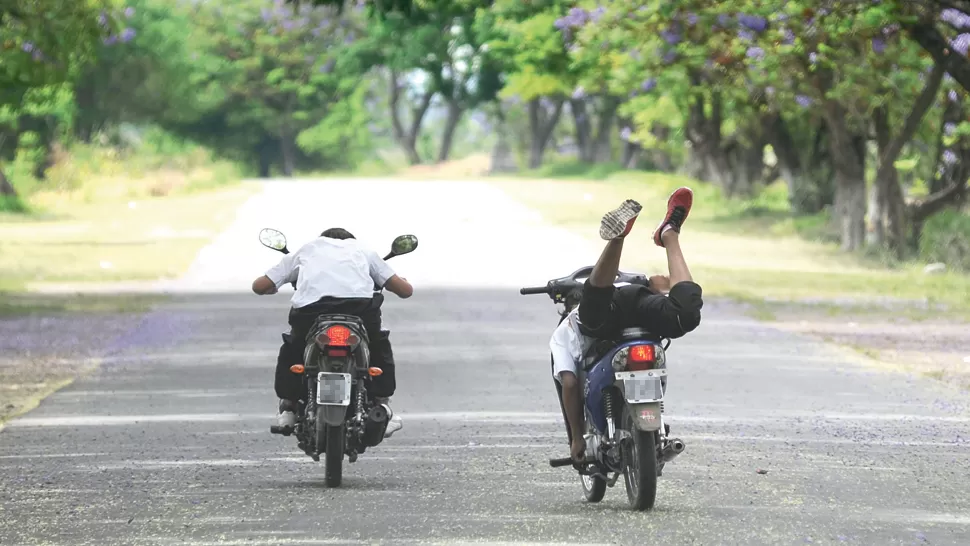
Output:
[489,166,970,316]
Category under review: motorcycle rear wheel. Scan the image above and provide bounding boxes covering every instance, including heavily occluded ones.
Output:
[319,408,345,488]
[622,405,658,511]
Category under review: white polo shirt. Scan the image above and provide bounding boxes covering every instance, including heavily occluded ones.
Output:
[549,306,595,381]
[264,237,396,308]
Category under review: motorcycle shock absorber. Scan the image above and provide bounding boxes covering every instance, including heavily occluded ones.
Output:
[602,389,617,440]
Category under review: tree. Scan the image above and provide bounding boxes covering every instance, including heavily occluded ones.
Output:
[0,0,119,198]
[185,0,369,176]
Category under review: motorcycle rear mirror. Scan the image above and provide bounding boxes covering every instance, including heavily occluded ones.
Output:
[259,228,288,253]
[388,234,418,258]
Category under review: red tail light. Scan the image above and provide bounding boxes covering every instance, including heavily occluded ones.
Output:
[315,325,358,348]
[627,344,656,371]
[326,325,352,345]
[630,345,654,362]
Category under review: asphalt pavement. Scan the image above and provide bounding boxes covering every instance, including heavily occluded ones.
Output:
[1,179,969,545]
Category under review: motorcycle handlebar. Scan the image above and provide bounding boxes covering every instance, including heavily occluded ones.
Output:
[519,286,549,295]
[549,457,575,467]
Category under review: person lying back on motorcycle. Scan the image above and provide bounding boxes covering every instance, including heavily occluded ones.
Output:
[549,188,703,462]
[251,227,414,437]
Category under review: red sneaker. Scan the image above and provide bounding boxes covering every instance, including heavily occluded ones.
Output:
[653,187,693,247]
[599,199,642,240]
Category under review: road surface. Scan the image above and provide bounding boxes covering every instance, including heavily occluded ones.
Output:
[1,179,969,545]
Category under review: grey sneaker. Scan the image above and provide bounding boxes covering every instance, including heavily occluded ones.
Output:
[599,199,642,240]
[277,399,297,428]
[384,410,403,438]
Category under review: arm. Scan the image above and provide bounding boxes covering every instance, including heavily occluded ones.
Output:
[252,275,278,295]
[366,250,413,299]
[383,274,413,299]
[254,252,298,296]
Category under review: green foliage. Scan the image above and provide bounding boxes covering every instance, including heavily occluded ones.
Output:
[920,209,970,271]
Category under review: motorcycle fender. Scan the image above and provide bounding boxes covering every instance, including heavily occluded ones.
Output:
[627,402,662,432]
[318,405,348,426]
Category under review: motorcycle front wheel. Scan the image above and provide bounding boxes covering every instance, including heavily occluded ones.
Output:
[621,405,658,511]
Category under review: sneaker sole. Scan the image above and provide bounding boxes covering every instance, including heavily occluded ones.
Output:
[599,199,642,240]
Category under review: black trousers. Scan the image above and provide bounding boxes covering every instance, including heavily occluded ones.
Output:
[275,294,396,401]
[577,279,704,340]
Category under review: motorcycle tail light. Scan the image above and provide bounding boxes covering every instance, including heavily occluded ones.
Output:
[316,325,358,347]
[613,344,658,372]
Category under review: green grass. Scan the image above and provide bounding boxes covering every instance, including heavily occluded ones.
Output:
[0,292,165,316]
[0,183,255,290]
[490,161,970,315]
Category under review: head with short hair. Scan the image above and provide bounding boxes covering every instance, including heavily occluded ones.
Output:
[320,227,355,240]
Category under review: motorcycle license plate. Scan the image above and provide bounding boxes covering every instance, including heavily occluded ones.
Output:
[317,372,352,406]
[618,373,664,403]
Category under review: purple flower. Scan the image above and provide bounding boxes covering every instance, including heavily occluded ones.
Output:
[809,52,819,64]
[943,150,958,164]
[641,78,657,92]
[663,50,678,64]
[949,89,960,102]
[941,8,970,30]
[717,14,733,28]
[320,59,335,73]
[590,6,606,22]
[620,127,632,141]
[766,86,776,96]
[21,42,34,53]
[31,50,43,61]
[783,28,796,45]
[746,46,765,60]
[738,14,768,33]
[98,12,108,27]
[951,34,970,55]
[661,28,682,45]
[120,28,136,43]
[103,35,118,46]
[554,17,569,30]
[944,122,957,136]
[872,38,886,54]
[795,95,813,108]
[687,13,698,26]
[572,86,586,99]
[261,8,272,22]
[124,6,135,18]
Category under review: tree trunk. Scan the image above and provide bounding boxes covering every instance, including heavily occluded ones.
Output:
[256,137,275,178]
[591,97,619,163]
[528,98,564,169]
[644,122,674,172]
[764,113,808,210]
[727,139,764,198]
[569,98,594,162]
[437,100,463,163]
[822,101,867,251]
[0,166,17,197]
[279,130,296,178]
[388,69,433,166]
[621,141,641,169]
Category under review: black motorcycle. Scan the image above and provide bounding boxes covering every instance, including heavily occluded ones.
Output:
[259,228,418,487]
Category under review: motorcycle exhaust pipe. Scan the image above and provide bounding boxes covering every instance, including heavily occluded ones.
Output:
[659,438,685,464]
[367,404,390,423]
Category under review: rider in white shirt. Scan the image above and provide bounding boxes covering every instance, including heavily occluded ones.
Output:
[252,227,413,437]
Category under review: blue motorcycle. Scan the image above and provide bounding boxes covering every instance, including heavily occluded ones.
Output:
[521,266,685,511]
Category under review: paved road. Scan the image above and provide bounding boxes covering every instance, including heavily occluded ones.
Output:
[2,180,970,545]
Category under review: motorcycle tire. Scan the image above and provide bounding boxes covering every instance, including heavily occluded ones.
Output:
[622,405,658,511]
